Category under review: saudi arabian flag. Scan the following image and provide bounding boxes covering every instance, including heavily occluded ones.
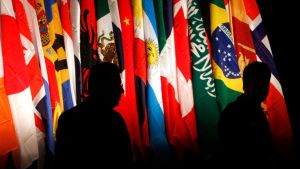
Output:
[209,0,243,111]
[187,0,220,158]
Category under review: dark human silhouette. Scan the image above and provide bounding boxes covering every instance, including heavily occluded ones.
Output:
[216,61,280,168]
[55,62,133,168]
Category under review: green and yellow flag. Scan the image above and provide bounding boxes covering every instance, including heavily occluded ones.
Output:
[209,0,243,111]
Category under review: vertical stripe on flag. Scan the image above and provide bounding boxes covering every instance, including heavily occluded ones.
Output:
[0,18,19,157]
[244,0,293,158]
[132,0,150,156]
[44,0,74,112]
[26,0,55,155]
[35,0,62,137]
[95,0,118,65]
[115,0,144,159]
[187,0,220,159]
[1,0,38,168]
[70,0,82,104]
[143,0,172,160]
[209,0,243,111]
[59,0,77,106]
[173,0,199,155]
[80,0,98,99]
[13,0,48,167]
[228,0,256,74]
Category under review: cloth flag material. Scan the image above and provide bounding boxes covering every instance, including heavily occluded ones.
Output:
[13,0,49,167]
[114,0,143,159]
[1,0,39,168]
[187,0,220,158]
[44,0,74,112]
[209,0,243,111]
[25,0,55,155]
[69,0,81,104]
[95,0,118,65]
[59,0,77,106]
[132,0,150,155]
[227,0,256,74]
[173,0,198,154]
[35,0,63,137]
[143,0,171,160]
[0,17,19,157]
[243,0,293,157]
[80,0,98,99]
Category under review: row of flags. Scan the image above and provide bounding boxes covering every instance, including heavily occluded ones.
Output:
[0,0,293,168]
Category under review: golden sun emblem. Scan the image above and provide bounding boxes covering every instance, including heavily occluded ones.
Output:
[146,39,159,66]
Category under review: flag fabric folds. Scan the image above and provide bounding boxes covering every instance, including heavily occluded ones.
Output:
[209,0,243,111]
[95,0,118,64]
[1,0,39,168]
[13,0,48,167]
[25,0,55,156]
[69,0,81,104]
[143,0,171,160]
[187,0,220,159]
[114,0,143,159]
[132,0,150,157]
[173,0,198,156]
[80,0,98,99]
[0,18,19,158]
[243,0,293,157]
[0,0,294,165]
[35,0,62,138]
[59,0,77,106]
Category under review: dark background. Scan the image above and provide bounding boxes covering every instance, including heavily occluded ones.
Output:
[257,0,300,159]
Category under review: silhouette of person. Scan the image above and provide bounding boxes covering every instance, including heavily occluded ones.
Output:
[217,61,279,167]
[55,62,133,168]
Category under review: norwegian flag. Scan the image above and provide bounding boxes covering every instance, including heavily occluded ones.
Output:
[244,0,293,158]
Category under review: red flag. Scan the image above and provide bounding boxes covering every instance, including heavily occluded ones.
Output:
[0,29,19,157]
[173,0,198,155]
[59,0,77,106]
[132,0,150,153]
[80,0,99,99]
[1,0,39,168]
[228,0,256,75]
[115,0,144,159]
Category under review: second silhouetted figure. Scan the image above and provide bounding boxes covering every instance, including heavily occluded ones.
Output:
[55,62,132,168]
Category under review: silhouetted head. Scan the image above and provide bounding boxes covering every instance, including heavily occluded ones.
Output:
[243,61,271,104]
[88,62,124,108]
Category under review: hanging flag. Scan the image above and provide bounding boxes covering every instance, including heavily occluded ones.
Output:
[59,0,77,106]
[25,0,55,155]
[115,0,144,159]
[227,0,256,74]
[173,0,198,155]
[244,0,293,158]
[143,0,171,160]
[43,0,74,133]
[0,19,19,157]
[1,0,39,168]
[132,0,150,155]
[70,0,81,104]
[155,0,193,158]
[209,0,243,111]
[44,0,74,111]
[35,0,63,137]
[187,0,220,159]
[80,0,98,99]
[95,0,118,65]
[13,0,49,167]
